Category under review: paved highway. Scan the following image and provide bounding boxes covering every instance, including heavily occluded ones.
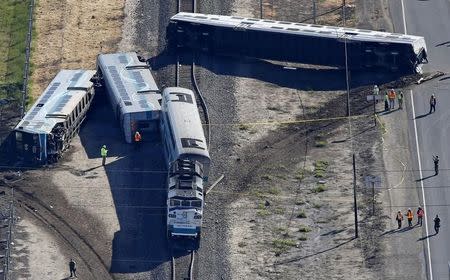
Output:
[391,0,450,279]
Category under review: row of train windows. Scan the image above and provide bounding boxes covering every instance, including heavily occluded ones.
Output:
[65,92,91,129]
[170,199,202,207]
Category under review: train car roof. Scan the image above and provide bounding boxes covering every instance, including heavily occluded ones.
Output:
[97,52,161,114]
[163,87,210,160]
[171,12,427,51]
[15,69,96,134]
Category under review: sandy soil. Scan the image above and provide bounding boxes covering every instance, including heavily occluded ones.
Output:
[223,0,402,279]
[11,216,69,279]
[30,0,124,99]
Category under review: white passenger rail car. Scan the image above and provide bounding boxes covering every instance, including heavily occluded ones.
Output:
[168,12,428,73]
[160,87,210,245]
[14,70,96,164]
[96,52,161,143]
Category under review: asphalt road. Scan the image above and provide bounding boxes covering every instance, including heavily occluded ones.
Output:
[391,0,450,279]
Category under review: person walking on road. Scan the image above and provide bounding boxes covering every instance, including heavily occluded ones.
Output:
[396,210,404,229]
[429,94,437,113]
[406,208,414,227]
[433,155,439,175]
[384,92,389,111]
[69,258,77,278]
[398,91,404,110]
[417,207,424,227]
[388,89,396,109]
[101,145,108,166]
[434,214,441,234]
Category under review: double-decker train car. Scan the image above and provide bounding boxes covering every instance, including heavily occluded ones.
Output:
[96,52,161,143]
[14,69,96,164]
[168,12,428,73]
[160,87,210,246]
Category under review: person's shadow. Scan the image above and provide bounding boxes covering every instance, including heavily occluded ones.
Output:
[416,174,437,181]
[414,112,430,119]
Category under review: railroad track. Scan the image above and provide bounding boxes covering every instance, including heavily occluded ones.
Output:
[175,0,211,147]
[12,186,112,279]
[171,250,195,280]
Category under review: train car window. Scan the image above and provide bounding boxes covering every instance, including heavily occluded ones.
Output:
[15,131,23,142]
[271,26,283,29]
[231,16,244,19]
[181,138,205,150]
[191,200,202,207]
[170,199,181,207]
[279,22,291,25]
[263,20,275,23]
[138,121,150,129]
[181,200,190,207]
[170,92,193,104]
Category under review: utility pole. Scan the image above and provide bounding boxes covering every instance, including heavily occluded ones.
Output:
[344,35,350,117]
[342,0,346,26]
[313,0,316,24]
[260,0,263,19]
[353,154,358,238]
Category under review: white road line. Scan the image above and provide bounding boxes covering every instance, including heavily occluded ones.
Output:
[411,90,433,280]
[401,0,408,34]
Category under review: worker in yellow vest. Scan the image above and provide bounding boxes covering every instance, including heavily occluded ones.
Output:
[101,145,108,166]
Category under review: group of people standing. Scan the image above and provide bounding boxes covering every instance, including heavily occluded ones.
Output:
[395,207,441,234]
[376,86,404,111]
[374,84,438,114]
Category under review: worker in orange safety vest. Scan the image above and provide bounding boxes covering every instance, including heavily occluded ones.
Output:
[134,131,142,149]
[406,208,414,227]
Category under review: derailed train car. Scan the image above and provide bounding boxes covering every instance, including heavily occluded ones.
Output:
[168,12,428,73]
[96,52,161,143]
[160,87,210,248]
[14,70,96,164]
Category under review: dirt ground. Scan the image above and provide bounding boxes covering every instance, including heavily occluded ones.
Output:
[30,0,124,100]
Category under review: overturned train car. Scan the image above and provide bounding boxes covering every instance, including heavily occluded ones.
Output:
[14,70,96,164]
[168,12,428,73]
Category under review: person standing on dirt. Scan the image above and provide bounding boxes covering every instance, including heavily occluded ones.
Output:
[388,89,396,109]
[406,208,414,227]
[417,207,424,227]
[429,94,437,113]
[69,258,77,278]
[384,92,389,111]
[101,145,108,166]
[373,85,380,103]
[398,91,404,110]
[396,210,404,229]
